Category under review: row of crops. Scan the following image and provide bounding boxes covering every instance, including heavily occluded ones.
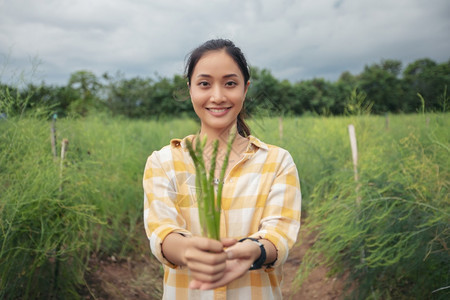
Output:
[0,113,448,299]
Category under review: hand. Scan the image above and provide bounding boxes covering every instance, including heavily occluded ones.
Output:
[189,239,261,290]
[182,237,231,284]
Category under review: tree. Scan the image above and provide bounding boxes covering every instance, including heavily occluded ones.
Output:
[246,67,284,116]
[67,70,103,116]
[334,71,358,115]
[291,81,318,115]
[357,60,405,113]
[403,58,450,112]
[103,73,193,119]
[104,73,153,118]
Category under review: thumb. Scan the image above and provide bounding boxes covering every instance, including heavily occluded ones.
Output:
[226,240,259,260]
[189,280,202,290]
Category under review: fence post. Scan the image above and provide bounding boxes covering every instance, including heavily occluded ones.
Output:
[348,124,369,276]
[59,139,69,192]
[348,124,361,204]
[51,114,58,159]
[53,137,68,296]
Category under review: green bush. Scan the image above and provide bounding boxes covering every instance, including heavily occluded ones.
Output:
[0,114,198,298]
[0,118,99,298]
[294,114,449,299]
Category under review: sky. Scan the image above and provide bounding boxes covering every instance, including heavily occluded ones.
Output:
[1,0,449,86]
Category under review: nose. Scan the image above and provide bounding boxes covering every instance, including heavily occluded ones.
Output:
[210,86,225,103]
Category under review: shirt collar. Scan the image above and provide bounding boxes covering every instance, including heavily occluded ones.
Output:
[170,135,194,150]
[170,134,268,152]
[247,135,268,151]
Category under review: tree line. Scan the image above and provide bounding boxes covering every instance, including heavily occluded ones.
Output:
[1,58,448,119]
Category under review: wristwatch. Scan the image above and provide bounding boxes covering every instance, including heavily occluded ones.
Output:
[238,237,266,270]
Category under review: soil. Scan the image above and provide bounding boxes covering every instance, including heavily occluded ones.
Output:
[280,225,348,300]
[80,224,348,299]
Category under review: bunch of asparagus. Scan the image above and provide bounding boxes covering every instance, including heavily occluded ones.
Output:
[185,131,236,240]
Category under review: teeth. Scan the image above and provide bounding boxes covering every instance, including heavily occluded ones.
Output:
[209,108,228,112]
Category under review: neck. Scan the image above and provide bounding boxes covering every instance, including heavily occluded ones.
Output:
[196,125,249,179]
[199,125,238,149]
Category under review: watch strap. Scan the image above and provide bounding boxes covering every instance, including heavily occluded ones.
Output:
[238,237,266,270]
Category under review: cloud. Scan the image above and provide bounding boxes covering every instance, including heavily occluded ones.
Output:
[0,0,449,85]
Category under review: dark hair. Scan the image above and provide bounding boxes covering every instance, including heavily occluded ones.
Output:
[185,39,251,137]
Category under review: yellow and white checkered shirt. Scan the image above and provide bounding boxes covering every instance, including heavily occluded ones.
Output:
[143,135,301,300]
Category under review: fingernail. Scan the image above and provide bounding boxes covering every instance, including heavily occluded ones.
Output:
[226,250,233,259]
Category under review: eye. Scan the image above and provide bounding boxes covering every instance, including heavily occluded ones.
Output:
[225,81,237,87]
[198,81,210,87]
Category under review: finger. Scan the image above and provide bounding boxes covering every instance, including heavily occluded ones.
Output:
[189,268,224,283]
[197,260,250,290]
[189,279,202,290]
[185,248,228,265]
[224,239,259,260]
[220,238,237,247]
[187,259,226,277]
[194,237,224,253]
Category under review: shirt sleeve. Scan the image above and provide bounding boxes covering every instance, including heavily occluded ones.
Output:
[143,149,192,268]
[250,149,301,268]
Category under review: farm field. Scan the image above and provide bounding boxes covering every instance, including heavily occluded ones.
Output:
[0,113,448,299]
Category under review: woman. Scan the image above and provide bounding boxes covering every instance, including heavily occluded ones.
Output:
[143,39,301,299]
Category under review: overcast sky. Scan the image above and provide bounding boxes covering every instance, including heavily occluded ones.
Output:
[1,0,449,86]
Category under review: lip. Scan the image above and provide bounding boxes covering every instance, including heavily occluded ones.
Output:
[206,107,231,117]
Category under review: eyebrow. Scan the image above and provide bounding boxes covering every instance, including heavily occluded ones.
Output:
[196,73,240,79]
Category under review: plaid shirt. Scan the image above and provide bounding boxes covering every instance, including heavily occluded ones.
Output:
[143,135,301,299]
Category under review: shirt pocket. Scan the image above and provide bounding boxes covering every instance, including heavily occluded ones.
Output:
[173,173,202,235]
[172,172,197,208]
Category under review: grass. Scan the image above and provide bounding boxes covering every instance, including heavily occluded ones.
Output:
[0,115,197,298]
[0,113,448,299]
[290,113,449,299]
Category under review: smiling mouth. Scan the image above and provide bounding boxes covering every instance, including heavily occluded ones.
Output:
[207,107,231,113]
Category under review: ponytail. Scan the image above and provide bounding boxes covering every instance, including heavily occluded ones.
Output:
[237,111,251,137]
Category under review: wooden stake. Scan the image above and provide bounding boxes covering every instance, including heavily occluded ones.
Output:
[53,135,68,296]
[348,124,367,269]
[348,124,361,204]
[51,116,57,159]
[59,139,69,192]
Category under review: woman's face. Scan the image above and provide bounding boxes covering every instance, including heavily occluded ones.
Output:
[189,50,249,135]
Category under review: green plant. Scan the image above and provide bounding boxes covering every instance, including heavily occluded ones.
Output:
[0,118,100,299]
[0,86,31,117]
[417,92,426,114]
[1,113,448,298]
[294,114,449,299]
[185,131,235,240]
[345,87,373,116]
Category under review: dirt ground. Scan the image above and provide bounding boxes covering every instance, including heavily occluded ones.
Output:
[80,225,347,299]
[281,226,347,300]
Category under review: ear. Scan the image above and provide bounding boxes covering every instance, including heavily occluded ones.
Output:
[243,80,250,99]
[187,81,192,99]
